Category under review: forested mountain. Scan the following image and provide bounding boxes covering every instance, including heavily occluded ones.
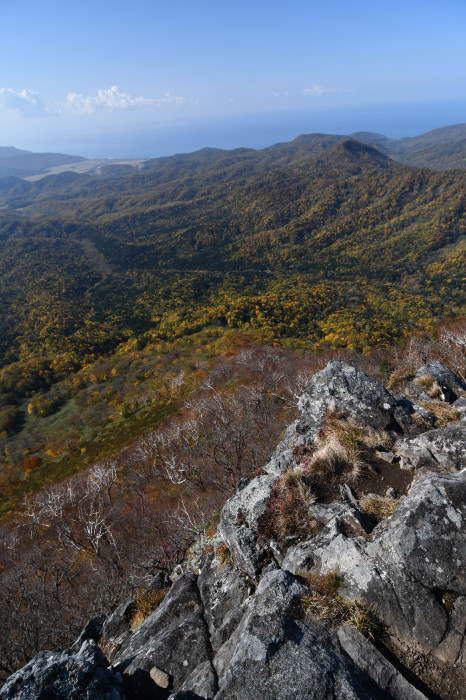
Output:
[353,123,466,170]
[0,133,464,515]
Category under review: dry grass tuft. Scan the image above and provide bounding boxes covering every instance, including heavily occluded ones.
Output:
[301,577,382,640]
[217,542,232,566]
[300,570,342,597]
[131,588,166,630]
[419,400,461,427]
[361,495,399,522]
[301,416,390,489]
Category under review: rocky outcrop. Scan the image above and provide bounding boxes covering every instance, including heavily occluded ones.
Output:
[297,360,398,437]
[0,640,125,700]
[112,574,212,697]
[3,360,465,699]
[212,568,389,700]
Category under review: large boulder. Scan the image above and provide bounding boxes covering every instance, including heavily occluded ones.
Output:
[284,469,466,654]
[212,569,387,700]
[113,574,211,697]
[369,471,466,594]
[0,640,124,700]
[197,553,253,651]
[218,473,277,577]
[298,361,397,438]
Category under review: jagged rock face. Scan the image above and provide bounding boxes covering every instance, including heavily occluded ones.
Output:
[212,568,388,700]
[297,361,397,437]
[283,469,466,654]
[112,574,212,696]
[0,640,124,700]
[197,553,252,651]
[3,360,466,700]
[101,572,172,661]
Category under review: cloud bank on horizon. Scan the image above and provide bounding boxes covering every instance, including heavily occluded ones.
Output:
[0,85,189,118]
[0,83,352,120]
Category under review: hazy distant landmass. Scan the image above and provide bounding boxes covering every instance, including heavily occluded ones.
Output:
[0,147,84,178]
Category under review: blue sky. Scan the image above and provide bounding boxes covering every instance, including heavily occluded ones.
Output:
[1,0,465,157]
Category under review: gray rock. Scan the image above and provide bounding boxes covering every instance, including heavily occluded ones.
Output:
[433,596,466,665]
[370,471,466,594]
[198,553,252,651]
[180,660,218,699]
[298,361,397,438]
[100,598,136,660]
[453,396,466,416]
[113,574,211,691]
[218,472,277,577]
[396,424,466,472]
[147,570,173,592]
[376,450,395,463]
[151,666,171,688]
[284,471,466,653]
[0,639,124,700]
[212,569,387,699]
[68,613,106,654]
[337,625,428,699]
[415,361,466,402]
[393,398,437,436]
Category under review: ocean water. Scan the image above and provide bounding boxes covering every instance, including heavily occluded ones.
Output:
[20,100,466,160]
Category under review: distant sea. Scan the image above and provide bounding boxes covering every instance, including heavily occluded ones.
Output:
[24,100,466,159]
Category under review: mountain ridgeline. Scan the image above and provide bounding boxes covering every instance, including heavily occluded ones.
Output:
[0,133,464,370]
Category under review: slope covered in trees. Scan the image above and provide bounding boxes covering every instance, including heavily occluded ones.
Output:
[0,134,464,514]
[353,123,466,170]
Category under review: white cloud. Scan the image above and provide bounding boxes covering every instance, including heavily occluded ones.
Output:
[64,86,186,114]
[0,88,47,117]
[303,84,350,97]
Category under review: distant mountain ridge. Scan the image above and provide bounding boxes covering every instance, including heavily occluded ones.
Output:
[0,146,84,178]
[351,123,466,169]
[0,122,465,182]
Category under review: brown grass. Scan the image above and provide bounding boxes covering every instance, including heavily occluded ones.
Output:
[130,589,166,630]
[361,495,399,522]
